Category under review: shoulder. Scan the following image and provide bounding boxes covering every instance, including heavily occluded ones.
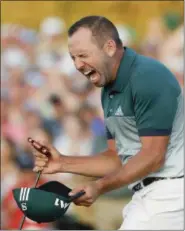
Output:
[130,55,181,97]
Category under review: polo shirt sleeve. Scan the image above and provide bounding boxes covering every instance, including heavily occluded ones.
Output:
[131,64,181,137]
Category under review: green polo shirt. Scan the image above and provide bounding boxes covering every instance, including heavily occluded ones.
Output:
[101,47,183,185]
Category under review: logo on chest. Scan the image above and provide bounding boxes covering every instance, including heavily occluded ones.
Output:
[115,106,124,116]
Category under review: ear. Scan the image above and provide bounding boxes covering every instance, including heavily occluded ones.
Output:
[104,40,117,57]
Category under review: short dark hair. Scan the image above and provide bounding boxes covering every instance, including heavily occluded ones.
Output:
[68,16,122,48]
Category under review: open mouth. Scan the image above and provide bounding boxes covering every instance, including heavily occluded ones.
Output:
[84,70,96,78]
[83,69,100,84]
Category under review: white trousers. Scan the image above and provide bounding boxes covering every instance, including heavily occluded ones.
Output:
[119,178,184,230]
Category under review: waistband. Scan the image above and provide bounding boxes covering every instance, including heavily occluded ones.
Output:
[132,175,184,193]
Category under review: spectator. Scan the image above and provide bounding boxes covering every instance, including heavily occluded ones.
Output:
[1,138,19,200]
[54,113,94,156]
[37,16,67,57]
[43,94,66,138]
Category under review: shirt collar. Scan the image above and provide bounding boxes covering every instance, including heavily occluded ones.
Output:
[106,47,137,93]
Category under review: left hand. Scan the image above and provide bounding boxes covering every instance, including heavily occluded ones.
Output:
[69,181,101,207]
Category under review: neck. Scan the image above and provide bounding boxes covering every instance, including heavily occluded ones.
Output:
[111,48,124,82]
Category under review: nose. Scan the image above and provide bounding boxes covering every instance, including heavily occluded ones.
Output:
[74,58,85,71]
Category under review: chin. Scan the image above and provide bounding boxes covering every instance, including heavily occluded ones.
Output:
[94,82,104,88]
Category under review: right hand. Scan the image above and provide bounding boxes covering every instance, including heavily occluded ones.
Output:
[28,137,62,174]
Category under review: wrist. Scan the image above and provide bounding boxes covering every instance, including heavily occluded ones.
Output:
[58,155,67,173]
[95,179,105,195]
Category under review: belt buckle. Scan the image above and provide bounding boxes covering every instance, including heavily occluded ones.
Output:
[133,183,143,192]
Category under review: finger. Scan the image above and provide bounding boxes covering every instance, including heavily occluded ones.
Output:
[28,138,50,156]
[35,160,48,168]
[33,166,52,174]
[30,145,48,158]
[32,150,47,158]
[74,202,91,207]
[35,156,49,162]
[28,141,42,154]
[69,188,84,197]
[37,140,51,154]
[28,137,42,150]
[36,166,53,174]
[33,166,44,172]
[38,140,59,157]
[41,148,49,155]
[73,195,89,204]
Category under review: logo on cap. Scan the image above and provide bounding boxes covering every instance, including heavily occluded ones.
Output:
[54,198,69,209]
[19,187,31,211]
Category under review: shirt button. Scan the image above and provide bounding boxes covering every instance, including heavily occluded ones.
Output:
[109,94,114,99]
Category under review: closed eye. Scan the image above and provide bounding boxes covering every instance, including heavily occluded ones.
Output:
[70,54,88,61]
[78,54,88,58]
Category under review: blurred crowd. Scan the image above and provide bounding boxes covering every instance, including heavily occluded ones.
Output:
[1,11,183,230]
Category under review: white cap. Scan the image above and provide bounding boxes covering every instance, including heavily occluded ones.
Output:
[116,24,132,46]
[2,47,29,69]
[40,16,66,36]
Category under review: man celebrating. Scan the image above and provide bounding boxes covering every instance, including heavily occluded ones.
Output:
[30,16,184,230]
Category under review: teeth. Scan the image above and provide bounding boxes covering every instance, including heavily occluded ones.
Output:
[84,70,93,75]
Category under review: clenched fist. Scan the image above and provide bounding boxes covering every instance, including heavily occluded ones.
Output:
[69,181,102,207]
[28,137,62,174]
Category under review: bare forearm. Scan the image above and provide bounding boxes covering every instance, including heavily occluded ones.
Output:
[59,150,122,177]
[96,150,165,194]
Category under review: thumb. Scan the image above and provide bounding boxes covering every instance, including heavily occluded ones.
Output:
[38,140,52,149]
[38,140,58,156]
[69,187,84,196]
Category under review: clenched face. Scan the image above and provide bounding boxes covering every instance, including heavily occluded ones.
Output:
[68,27,116,87]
